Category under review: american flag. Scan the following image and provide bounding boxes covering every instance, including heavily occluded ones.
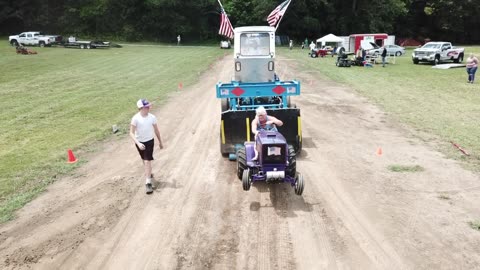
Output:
[267,0,291,27]
[219,8,234,39]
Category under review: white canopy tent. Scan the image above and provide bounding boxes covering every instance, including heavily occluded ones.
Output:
[316,33,343,46]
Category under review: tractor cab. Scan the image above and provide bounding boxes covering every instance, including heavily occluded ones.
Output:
[233,26,276,83]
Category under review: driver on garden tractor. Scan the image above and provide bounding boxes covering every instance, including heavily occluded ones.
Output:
[251,106,283,160]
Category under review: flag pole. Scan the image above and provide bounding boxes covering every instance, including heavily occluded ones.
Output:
[217,0,225,11]
[275,0,292,32]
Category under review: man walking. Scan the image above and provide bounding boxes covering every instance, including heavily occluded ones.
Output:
[130,99,164,194]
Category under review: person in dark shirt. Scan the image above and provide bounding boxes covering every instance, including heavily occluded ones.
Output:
[381,46,387,67]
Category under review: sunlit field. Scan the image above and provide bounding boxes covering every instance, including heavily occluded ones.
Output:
[0,42,226,221]
[281,46,480,171]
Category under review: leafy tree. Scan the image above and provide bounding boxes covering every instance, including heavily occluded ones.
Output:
[0,0,478,43]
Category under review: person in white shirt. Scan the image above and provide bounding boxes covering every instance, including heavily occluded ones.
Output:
[309,41,316,51]
[130,99,163,194]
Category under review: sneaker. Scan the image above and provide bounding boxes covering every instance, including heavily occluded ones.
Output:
[146,183,153,194]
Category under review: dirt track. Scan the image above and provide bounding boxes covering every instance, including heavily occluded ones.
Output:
[1,55,480,269]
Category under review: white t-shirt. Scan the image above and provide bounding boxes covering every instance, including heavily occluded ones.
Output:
[131,112,157,142]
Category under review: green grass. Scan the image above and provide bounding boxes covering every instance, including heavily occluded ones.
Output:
[0,42,225,222]
[280,46,480,170]
[387,164,425,172]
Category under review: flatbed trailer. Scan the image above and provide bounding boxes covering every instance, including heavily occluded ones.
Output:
[63,40,110,49]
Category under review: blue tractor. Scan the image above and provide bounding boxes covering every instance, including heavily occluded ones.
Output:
[216,26,304,195]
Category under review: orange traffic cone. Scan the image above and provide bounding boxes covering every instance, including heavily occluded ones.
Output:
[67,149,78,163]
[376,147,383,156]
[178,82,183,90]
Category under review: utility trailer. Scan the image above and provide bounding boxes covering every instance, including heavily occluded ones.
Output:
[63,38,110,49]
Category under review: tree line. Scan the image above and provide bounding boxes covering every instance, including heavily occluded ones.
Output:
[0,0,479,44]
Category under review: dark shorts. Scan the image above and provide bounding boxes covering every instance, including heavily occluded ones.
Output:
[135,139,154,161]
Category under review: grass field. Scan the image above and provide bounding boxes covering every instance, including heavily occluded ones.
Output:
[0,42,226,222]
[280,46,480,170]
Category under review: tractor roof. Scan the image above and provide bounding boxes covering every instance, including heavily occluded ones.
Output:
[234,26,275,34]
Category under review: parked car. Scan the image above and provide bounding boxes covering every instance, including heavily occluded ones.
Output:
[365,42,382,56]
[366,43,405,57]
[385,44,405,56]
[220,40,231,49]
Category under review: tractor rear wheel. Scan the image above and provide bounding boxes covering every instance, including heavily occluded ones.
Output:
[237,147,246,180]
[220,129,228,157]
[294,135,302,155]
[286,145,296,177]
[294,173,304,195]
[242,169,251,191]
[221,99,229,112]
[286,96,296,108]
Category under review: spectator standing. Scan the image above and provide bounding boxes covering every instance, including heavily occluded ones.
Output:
[466,53,478,83]
[309,41,315,51]
[356,47,363,59]
[381,46,387,67]
[177,35,181,45]
[289,40,293,50]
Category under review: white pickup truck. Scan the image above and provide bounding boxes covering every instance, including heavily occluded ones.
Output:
[9,32,59,47]
[412,42,464,65]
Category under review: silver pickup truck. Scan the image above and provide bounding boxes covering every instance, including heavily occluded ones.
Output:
[412,42,464,65]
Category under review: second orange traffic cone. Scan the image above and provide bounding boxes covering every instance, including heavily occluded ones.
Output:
[67,149,78,163]
[376,147,383,156]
